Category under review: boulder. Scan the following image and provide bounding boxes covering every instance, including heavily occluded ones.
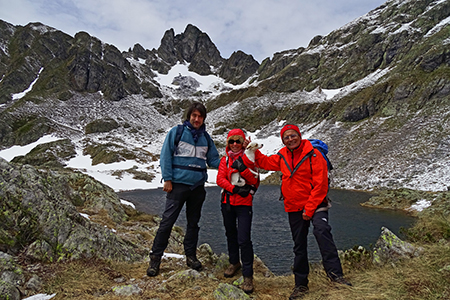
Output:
[0,157,143,261]
[373,227,424,264]
[112,284,142,296]
[213,283,250,300]
[167,269,203,282]
[0,252,23,300]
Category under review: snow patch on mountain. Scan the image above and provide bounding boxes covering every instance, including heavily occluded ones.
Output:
[153,63,253,98]
[0,134,60,161]
[424,16,450,38]
[329,67,393,100]
[12,67,43,100]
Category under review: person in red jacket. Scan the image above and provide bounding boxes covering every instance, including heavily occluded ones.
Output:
[233,124,351,300]
[216,128,259,294]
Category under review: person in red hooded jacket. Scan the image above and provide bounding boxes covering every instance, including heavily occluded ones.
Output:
[232,124,351,300]
[216,128,259,294]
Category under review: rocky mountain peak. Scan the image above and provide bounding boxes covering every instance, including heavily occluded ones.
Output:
[158,24,224,75]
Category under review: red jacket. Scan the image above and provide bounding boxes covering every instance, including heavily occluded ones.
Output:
[216,129,259,206]
[249,139,328,216]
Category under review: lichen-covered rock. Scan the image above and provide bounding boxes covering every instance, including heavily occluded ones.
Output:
[25,274,43,291]
[112,284,142,296]
[167,269,203,282]
[214,253,230,273]
[0,281,20,300]
[0,252,23,300]
[198,243,219,266]
[0,157,143,262]
[213,283,250,300]
[373,227,424,264]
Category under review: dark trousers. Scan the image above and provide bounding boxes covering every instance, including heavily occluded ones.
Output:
[151,183,206,257]
[288,210,343,287]
[221,203,254,277]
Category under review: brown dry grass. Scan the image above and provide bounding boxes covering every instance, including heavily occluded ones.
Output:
[38,240,450,300]
[29,210,450,300]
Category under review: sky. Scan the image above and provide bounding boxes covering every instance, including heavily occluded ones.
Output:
[0,0,387,62]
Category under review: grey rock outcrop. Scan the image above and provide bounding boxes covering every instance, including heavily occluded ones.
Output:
[11,138,76,168]
[213,283,250,300]
[373,227,424,265]
[218,51,259,85]
[0,252,23,300]
[0,157,143,261]
[0,21,160,104]
[112,284,142,296]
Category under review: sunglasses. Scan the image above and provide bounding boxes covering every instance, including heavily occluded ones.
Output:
[283,134,299,141]
[228,139,242,145]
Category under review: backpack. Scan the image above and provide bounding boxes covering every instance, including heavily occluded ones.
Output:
[308,139,333,171]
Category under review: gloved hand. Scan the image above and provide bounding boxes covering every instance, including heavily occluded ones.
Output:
[232,184,252,197]
[231,156,247,172]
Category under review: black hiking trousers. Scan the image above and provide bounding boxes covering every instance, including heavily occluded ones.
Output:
[221,203,254,277]
[288,210,344,287]
[151,183,206,258]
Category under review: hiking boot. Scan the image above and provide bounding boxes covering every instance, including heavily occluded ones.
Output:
[146,254,161,277]
[224,262,241,278]
[186,255,202,271]
[332,276,352,286]
[241,276,254,294]
[289,285,309,300]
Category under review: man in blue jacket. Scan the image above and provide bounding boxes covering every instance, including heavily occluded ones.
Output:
[147,102,221,276]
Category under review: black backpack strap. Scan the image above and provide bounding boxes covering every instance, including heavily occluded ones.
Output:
[203,130,212,144]
[221,191,232,212]
[174,124,184,154]
[225,191,232,211]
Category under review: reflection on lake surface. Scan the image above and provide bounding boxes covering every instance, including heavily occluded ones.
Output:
[118,186,416,275]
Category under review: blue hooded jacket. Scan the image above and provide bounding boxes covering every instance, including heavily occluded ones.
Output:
[160,124,220,186]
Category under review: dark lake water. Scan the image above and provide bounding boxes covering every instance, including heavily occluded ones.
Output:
[118,186,416,275]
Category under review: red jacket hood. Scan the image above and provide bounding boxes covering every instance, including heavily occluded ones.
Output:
[225,128,246,154]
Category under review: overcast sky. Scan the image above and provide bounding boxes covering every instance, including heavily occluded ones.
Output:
[0,0,387,62]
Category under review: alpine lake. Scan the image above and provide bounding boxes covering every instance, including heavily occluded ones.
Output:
[118,185,416,275]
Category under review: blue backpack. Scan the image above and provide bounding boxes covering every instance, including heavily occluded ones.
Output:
[308,139,333,171]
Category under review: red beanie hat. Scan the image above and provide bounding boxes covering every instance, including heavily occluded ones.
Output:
[226,128,246,152]
[280,124,301,140]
